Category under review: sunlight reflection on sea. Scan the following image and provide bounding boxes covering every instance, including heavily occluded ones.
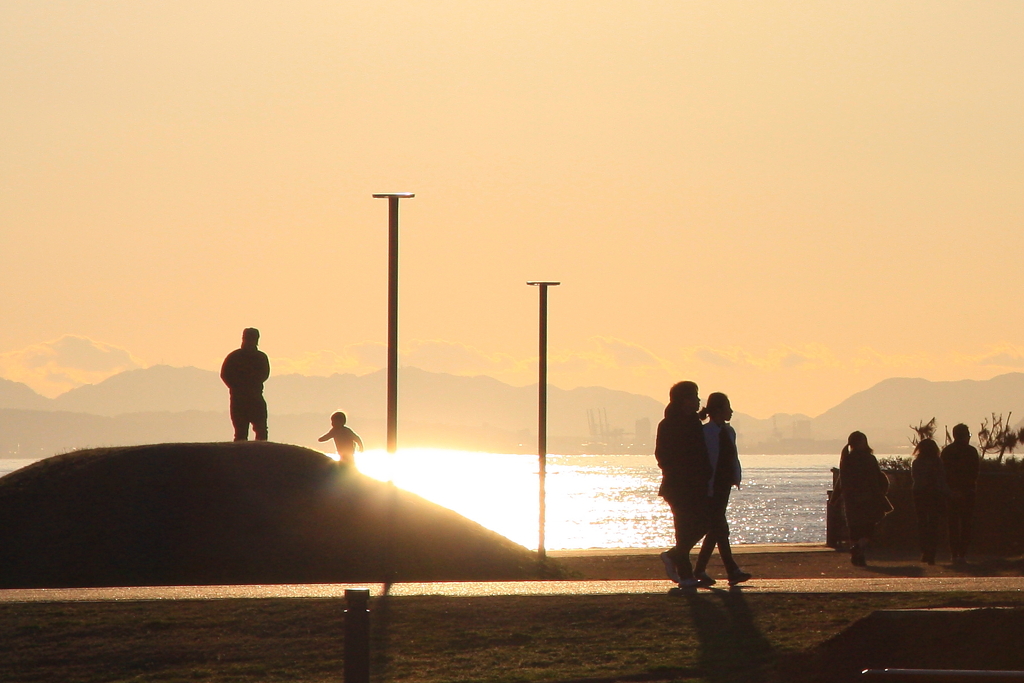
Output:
[350,449,838,550]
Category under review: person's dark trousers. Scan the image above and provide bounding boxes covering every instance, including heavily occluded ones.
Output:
[694,488,739,575]
[913,490,945,563]
[947,491,975,558]
[666,496,708,580]
[230,394,269,441]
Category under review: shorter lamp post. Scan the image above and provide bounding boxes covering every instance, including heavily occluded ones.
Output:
[372,192,415,456]
[527,281,559,559]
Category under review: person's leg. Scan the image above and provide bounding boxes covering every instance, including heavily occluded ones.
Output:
[229,398,249,441]
[694,492,726,576]
[668,500,694,580]
[932,495,945,562]
[848,522,872,566]
[704,489,741,574]
[694,534,716,576]
[718,537,740,575]
[251,396,268,441]
[960,492,976,559]
[947,495,964,559]
[713,489,745,579]
[914,491,931,562]
[921,494,940,564]
[666,497,706,582]
[660,498,685,582]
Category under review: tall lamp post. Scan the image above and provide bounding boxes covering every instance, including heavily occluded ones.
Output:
[373,193,415,455]
[527,281,559,559]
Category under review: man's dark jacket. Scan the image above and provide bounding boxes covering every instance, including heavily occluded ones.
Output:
[655,403,712,503]
[220,348,270,397]
[940,442,980,493]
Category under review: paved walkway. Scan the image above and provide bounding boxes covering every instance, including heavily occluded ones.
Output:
[1,576,1021,603]
[548,542,833,557]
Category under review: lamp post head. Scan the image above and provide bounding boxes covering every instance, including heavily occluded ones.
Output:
[527,281,561,287]
[373,193,415,199]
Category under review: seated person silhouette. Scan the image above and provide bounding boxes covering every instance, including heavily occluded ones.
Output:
[220,327,271,441]
[319,411,364,466]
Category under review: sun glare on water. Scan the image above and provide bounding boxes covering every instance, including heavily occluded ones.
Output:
[344,448,542,549]
[313,449,833,550]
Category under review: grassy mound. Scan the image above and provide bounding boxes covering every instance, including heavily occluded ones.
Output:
[0,442,551,588]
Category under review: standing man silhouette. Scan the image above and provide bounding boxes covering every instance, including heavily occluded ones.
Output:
[941,423,980,563]
[221,327,271,441]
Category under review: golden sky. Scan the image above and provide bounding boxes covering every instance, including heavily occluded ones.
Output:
[2,1,1023,416]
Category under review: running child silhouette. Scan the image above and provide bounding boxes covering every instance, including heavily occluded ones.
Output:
[319,411,364,466]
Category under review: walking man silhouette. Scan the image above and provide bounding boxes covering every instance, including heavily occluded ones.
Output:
[221,327,271,441]
[655,381,712,588]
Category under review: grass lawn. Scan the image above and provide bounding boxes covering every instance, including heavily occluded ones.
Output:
[2,591,1023,683]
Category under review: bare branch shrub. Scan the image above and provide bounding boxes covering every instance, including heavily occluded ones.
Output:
[909,417,936,447]
[977,412,1021,464]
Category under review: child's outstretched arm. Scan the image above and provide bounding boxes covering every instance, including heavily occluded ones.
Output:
[318,430,334,442]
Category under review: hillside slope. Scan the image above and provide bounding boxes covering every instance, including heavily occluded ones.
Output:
[0,442,548,588]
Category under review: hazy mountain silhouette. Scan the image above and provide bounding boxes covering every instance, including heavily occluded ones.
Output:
[0,366,666,456]
[732,373,1024,452]
[811,373,1024,446]
[11,365,665,437]
[0,409,228,458]
[4,368,1024,457]
[0,378,50,411]
[53,365,225,415]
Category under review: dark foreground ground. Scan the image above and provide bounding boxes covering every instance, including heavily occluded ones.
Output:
[2,549,1022,683]
[2,591,1022,683]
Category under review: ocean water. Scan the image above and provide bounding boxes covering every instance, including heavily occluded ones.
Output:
[0,451,839,551]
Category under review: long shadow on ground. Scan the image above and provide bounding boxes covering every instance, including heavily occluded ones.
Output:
[683,588,776,683]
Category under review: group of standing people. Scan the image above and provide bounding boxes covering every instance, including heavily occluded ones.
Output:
[910,425,980,565]
[832,425,980,567]
[655,381,751,589]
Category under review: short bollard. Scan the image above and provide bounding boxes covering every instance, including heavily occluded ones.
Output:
[344,589,370,683]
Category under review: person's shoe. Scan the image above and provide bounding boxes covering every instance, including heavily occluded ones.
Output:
[668,579,699,596]
[727,569,752,586]
[694,571,716,587]
[661,551,682,584]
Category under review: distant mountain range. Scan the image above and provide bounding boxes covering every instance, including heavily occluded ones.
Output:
[731,373,1024,454]
[0,366,665,457]
[3,367,1024,457]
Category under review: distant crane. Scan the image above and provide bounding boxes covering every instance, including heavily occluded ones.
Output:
[586,408,626,440]
[587,408,612,438]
